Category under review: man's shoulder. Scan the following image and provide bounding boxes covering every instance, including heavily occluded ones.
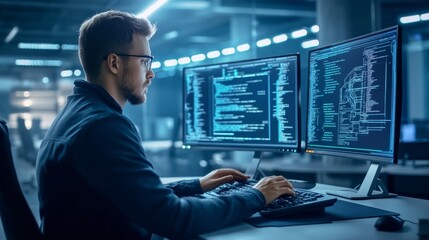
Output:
[45,102,129,145]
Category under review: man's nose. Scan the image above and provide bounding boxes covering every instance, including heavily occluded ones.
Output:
[147,69,155,80]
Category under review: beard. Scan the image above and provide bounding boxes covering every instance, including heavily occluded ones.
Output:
[120,68,146,105]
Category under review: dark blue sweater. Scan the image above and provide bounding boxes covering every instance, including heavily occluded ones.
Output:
[36,80,265,239]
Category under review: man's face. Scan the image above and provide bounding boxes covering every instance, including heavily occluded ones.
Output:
[119,34,155,105]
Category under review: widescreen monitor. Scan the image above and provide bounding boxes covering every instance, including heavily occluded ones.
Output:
[305,26,402,199]
[183,54,300,156]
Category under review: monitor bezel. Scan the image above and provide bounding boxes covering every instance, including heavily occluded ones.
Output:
[305,26,402,164]
[182,53,301,153]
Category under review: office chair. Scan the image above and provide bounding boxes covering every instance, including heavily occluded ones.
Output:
[0,119,43,240]
[16,117,37,166]
[16,117,38,189]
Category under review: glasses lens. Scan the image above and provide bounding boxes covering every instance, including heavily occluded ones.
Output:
[147,57,152,70]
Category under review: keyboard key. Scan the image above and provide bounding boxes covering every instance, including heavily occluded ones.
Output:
[206,180,337,218]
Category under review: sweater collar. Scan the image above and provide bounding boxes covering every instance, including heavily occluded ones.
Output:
[73,80,122,114]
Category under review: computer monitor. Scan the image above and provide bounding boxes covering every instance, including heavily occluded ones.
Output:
[305,26,402,199]
[183,54,300,178]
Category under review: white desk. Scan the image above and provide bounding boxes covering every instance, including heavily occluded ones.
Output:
[161,178,429,240]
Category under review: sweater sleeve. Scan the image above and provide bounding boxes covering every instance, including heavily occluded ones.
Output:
[71,115,265,239]
[165,179,204,197]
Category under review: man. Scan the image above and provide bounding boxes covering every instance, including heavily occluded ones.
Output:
[36,10,294,239]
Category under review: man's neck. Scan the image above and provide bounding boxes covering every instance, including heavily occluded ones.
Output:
[86,78,126,108]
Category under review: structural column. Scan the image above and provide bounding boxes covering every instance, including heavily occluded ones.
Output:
[230,15,256,60]
[406,42,429,120]
[317,0,380,46]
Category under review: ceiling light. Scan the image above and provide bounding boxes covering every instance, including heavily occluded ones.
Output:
[15,59,62,67]
[221,47,235,55]
[170,1,210,10]
[5,26,19,43]
[399,15,420,24]
[18,43,60,50]
[61,44,79,50]
[291,29,308,38]
[60,70,73,77]
[256,38,271,47]
[421,13,429,21]
[311,25,320,33]
[273,34,287,43]
[152,61,161,69]
[207,50,220,59]
[137,0,168,18]
[178,57,191,65]
[191,54,206,62]
[164,59,178,67]
[164,31,178,40]
[302,39,319,49]
[22,99,32,107]
[236,44,250,52]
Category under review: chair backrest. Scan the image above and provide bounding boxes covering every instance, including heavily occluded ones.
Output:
[16,117,37,166]
[0,119,43,240]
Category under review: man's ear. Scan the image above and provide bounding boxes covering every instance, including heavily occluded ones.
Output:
[106,54,120,75]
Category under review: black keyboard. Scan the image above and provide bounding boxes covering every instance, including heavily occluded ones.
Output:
[206,179,337,218]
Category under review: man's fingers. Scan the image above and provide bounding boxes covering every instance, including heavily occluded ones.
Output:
[219,169,249,181]
[267,176,294,189]
[216,175,234,185]
[279,187,295,196]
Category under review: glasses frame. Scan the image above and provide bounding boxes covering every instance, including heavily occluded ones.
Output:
[110,53,154,70]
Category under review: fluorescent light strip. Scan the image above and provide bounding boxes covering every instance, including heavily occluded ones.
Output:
[138,0,168,18]
[256,38,271,47]
[15,59,62,67]
[61,44,79,50]
[236,44,250,52]
[153,24,319,69]
[191,54,205,62]
[152,61,161,69]
[18,43,60,50]
[178,57,191,65]
[302,39,319,49]
[164,59,178,67]
[61,70,73,77]
[222,47,235,55]
[273,34,287,43]
[421,13,429,21]
[311,25,319,33]
[291,29,308,38]
[164,31,178,40]
[400,15,420,24]
[207,50,220,59]
[5,26,19,43]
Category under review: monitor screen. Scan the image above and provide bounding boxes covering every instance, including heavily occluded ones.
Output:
[183,54,300,152]
[305,26,402,163]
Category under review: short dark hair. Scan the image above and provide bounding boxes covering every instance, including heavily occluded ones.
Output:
[78,10,156,80]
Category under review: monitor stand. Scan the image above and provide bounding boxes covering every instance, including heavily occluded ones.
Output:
[244,151,266,180]
[326,163,397,200]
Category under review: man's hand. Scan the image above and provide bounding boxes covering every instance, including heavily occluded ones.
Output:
[252,176,295,204]
[200,168,250,192]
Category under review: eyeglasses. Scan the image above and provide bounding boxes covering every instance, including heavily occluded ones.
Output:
[112,53,154,70]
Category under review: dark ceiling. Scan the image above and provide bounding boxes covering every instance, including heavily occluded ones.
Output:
[0,0,428,81]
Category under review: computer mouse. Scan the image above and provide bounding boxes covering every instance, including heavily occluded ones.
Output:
[374,216,404,232]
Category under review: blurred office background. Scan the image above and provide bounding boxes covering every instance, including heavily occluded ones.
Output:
[1,0,429,238]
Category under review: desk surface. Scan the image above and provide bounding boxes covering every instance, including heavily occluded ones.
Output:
[162,177,429,240]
